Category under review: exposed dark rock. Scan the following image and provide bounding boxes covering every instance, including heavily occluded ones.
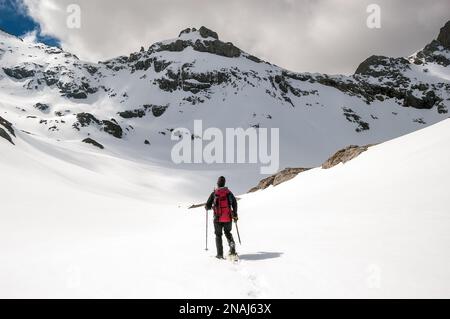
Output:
[153,59,171,73]
[322,145,373,169]
[315,74,428,110]
[102,120,123,138]
[411,83,429,91]
[437,20,450,49]
[198,26,219,40]
[416,40,450,67]
[342,107,370,132]
[181,79,212,93]
[118,109,146,118]
[144,139,150,145]
[413,118,426,124]
[179,27,196,37]
[65,91,88,99]
[74,112,101,128]
[355,55,410,78]
[183,96,205,105]
[128,52,141,63]
[0,127,14,145]
[151,104,168,117]
[271,73,319,104]
[0,116,15,137]
[403,90,440,109]
[437,103,448,114]
[82,138,104,149]
[178,26,219,40]
[3,65,37,79]
[246,54,262,63]
[194,39,240,58]
[0,116,15,145]
[58,80,97,99]
[155,68,231,93]
[404,93,424,108]
[118,104,168,118]
[84,65,98,75]
[42,70,59,86]
[133,58,153,71]
[73,113,122,138]
[100,56,128,71]
[154,77,179,92]
[34,102,50,112]
[157,36,241,58]
[248,167,310,193]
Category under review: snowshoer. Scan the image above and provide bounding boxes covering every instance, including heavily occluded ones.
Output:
[205,176,238,259]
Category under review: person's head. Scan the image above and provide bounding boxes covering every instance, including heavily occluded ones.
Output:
[217,176,226,188]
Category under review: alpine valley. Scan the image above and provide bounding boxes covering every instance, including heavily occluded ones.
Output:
[1,22,450,298]
[1,23,450,192]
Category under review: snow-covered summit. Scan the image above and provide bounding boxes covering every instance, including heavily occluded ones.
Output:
[1,21,450,192]
[178,26,220,41]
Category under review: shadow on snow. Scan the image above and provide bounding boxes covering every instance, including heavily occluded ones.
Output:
[238,252,283,261]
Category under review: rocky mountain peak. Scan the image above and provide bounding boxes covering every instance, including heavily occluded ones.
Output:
[437,20,450,49]
[155,26,240,58]
[178,26,219,40]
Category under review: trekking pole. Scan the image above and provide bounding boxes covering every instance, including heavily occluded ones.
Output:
[234,220,241,245]
[205,209,208,251]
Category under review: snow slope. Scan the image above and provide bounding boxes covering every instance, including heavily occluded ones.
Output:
[1,118,449,298]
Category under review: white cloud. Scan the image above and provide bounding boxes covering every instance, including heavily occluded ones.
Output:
[20,29,37,43]
[22,0,450,74]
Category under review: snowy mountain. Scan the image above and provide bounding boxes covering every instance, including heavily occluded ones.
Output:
[2,112,449,298]
[1,23,450,192]
[1,20,450,299]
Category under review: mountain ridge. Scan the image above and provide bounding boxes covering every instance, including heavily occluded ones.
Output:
[1,22,450,192]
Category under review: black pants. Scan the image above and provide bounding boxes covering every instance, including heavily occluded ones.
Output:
[214,221,236,256]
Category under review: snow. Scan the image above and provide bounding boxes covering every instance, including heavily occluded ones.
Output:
[1,118,449,298]
[1,24,450,298]
[1,28,449,194]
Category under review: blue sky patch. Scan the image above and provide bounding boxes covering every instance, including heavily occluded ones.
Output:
[0,0,60,47]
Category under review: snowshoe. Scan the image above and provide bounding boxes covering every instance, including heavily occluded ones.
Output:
[228,253,239,262]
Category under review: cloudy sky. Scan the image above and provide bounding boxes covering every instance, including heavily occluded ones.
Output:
[3,0,450,74]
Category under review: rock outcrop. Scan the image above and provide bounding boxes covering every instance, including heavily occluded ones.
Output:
[73,113,123,138]
[248,144,375,192]
[322,144,373,169]
[437,20,450,49]
[117,104,168,119]
[248,167,310,193]
[34,103,50,112]
[82,138,104,149]
[0,127,14,144]
[0,116,15,145]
